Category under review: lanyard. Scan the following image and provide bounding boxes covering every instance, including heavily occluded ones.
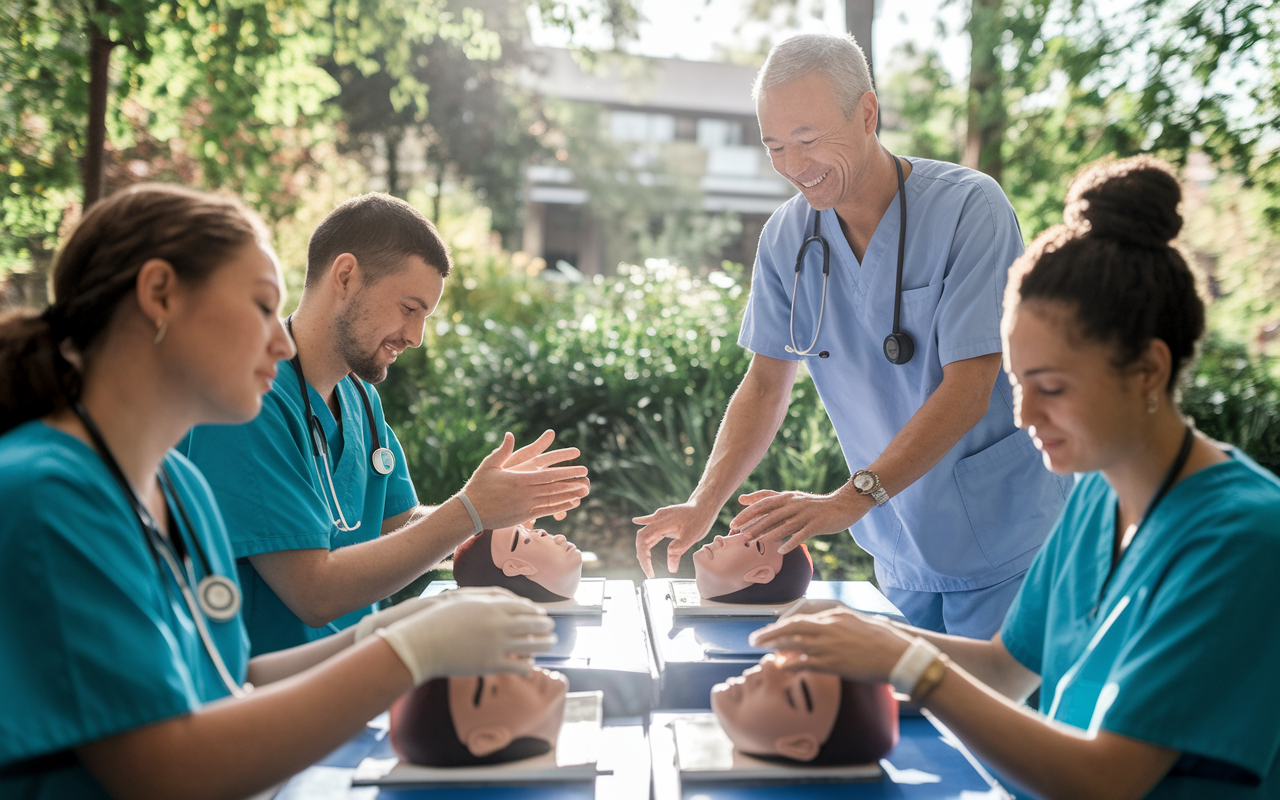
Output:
[1090,425,1195,618]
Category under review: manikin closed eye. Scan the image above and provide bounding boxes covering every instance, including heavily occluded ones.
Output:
[693,531,814,604]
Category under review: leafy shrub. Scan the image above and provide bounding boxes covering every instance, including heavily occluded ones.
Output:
[1183,335,1280,476]
[380,254,874,579]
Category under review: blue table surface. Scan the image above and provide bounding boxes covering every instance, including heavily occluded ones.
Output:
[274,718,650,800]
[645,580,906,665]
[425,580,653,674]
[650,713,1010,800]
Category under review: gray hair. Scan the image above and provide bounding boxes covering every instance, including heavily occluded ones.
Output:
[752,33,874,119]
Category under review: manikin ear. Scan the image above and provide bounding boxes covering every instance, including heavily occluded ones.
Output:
[465,726,514,757]
[775,733,821,762]
[501,558,538,577]
[742,565,777,585]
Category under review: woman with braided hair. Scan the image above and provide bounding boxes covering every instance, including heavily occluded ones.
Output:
[751,155,1280,799]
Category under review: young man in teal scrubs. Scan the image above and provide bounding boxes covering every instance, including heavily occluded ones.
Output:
[182,195,589,655]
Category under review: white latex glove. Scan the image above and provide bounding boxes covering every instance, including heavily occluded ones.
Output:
[377,594,556,683]
[353,587,520,642]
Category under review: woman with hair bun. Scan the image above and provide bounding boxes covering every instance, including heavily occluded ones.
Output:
[751,155,1280,799]
[0,184,555,799]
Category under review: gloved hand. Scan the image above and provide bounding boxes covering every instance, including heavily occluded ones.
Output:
[353,587,519,642]
[376,593,556,683]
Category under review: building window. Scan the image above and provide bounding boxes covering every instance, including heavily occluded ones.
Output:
[610,110,677,143]
[696,118,743,148]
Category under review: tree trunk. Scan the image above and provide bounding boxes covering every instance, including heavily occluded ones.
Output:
[385,127,404,198]
[844,0,876,131]
[965,0,1006,184]
[431,157,445,224]
[84,11,116,208]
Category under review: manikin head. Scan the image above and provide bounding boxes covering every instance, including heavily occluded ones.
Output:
[710,655,898,764]
[453,525,583,602]
[693,533,813,603]
[389,668,569,767]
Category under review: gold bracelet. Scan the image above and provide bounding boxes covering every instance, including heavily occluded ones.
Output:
[909,653,949,705]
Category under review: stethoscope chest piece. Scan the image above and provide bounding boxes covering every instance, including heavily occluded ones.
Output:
[197,574,242,621]
[883,332,915,365]
[371,447,395,476]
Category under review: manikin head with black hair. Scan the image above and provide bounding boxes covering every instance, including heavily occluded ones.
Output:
[711,655,898,764]
[389,668,569,767]
[693,533,813,603]
[453,525,583,602]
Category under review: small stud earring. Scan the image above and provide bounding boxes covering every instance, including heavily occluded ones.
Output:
[154,320,168,346]
[1147,392,1159,415]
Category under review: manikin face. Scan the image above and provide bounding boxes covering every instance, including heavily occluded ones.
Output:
[693,532,784,599]
[333,254,444,384]
[448,668,569,757]
[165,242,294,424]
[757,71,878,212]
[711,655,841,762]
[1005,301,1154,476]
[490,525,583,599]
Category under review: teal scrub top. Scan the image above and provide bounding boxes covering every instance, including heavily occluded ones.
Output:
[0,422,249,799]
[1002,450,1280,798]
[740,157,1071,600]
[181,359,417,655]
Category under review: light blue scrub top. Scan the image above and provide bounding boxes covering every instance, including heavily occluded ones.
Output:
[1002,452,1280,797]
[740,157,1072,592]
[0,422,249,799]
[181,359,417,656]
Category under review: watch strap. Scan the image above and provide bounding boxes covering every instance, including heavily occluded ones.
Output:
[889,637,943,699]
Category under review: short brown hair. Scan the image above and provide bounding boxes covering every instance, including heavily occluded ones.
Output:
[305,194,451,288]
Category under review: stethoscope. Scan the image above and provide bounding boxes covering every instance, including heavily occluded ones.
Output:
[285,318,395,534]
[72,402,249,699]
[784,153,915,365]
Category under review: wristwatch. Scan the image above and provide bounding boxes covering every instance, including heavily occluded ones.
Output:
[851,469,889,506]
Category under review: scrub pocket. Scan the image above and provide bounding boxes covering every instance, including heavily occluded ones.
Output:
[953,429,1070,569]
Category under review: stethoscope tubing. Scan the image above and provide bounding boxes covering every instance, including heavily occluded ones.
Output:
[71,402,248,699]
[285,317,395,533]
[786,153,912,363]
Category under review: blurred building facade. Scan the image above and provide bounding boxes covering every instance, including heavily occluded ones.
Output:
[522,48,795,275]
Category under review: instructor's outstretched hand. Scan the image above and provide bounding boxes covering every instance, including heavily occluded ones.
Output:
[633,501,720,578]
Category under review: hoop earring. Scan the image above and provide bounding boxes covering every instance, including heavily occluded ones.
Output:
[154,320,168,346]
[1147,392,1159,414]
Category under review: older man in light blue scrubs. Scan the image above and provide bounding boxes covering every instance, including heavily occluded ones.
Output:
[635,33,1070,637]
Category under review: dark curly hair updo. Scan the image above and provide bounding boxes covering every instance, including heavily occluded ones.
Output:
[1003,155,1206,391]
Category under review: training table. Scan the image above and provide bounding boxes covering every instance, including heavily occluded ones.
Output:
[424,579,656,718]
[272,716,650,800]
[650,711,1010,799]
[642,579,906,710]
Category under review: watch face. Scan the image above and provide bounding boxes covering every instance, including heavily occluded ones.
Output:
[853,473,874,492]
